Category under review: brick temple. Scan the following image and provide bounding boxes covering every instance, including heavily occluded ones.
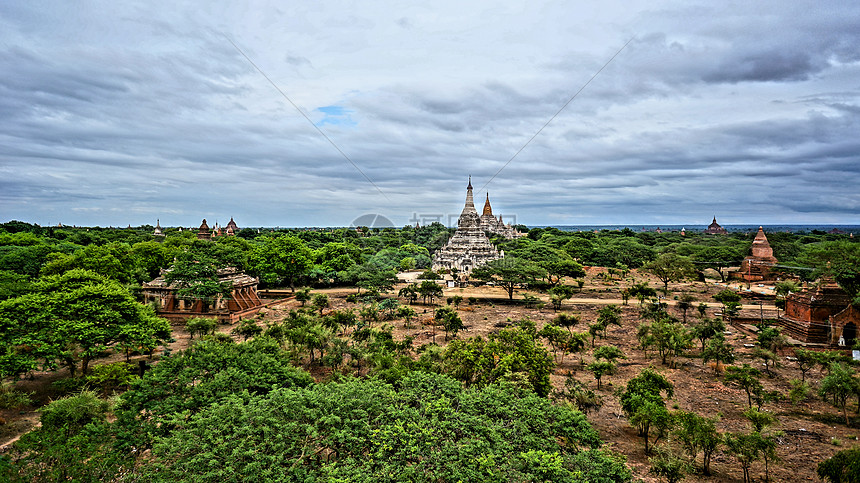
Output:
[142,267,265,324]
[777,279,859,347]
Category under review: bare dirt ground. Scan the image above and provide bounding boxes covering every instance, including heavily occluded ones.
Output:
[3,270,858,482]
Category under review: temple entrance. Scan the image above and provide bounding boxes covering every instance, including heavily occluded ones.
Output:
[843,322,857,348]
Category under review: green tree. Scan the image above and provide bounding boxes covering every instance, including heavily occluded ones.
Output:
[702,335,735,372]
[4,390,118,481]
[311,293,330,315]
[587,360,616,390]
[164,251,233,311]
[629,282,657,305]
[645,253,696,291]
[471,257,546,300]
[549,284,576,310]
[186,317,217,339]
[418,280,443,305]
[693,246,743,282]
[435,305,464,340]
[396,305,417,328]
[673,411,721,475]
[673,294,695,324]
[553,312,581,334]
[593,344,625,364]
[295,287,312,306]
[538,324,572,363]
[231,319,263,341]
[691,317,725,352]
[619,368,674,454]
[819,363,860,426]
[398,284,419,304]
[248,235,313,291]
[724,431,762,483]
[649,446,692,483]
[0,270,170,377]
[724,364,764,408]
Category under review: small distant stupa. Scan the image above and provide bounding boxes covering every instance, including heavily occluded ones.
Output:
[197,219,212,240]
[737,226,778,282]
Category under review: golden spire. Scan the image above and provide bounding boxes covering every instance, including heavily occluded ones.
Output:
[483,193,493,216]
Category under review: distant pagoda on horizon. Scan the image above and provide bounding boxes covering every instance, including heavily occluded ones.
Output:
[704,216,728,235]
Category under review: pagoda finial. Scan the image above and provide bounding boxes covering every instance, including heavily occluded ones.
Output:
[467,176,472,190]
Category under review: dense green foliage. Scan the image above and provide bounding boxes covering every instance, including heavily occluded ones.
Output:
[2,339,630,482]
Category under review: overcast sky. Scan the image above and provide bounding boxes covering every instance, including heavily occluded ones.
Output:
[2,1,859,228]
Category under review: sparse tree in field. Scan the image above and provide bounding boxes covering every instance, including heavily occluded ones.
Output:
[645,253,696,291]
[594,344,625,364]
[724,431,762,483]
[742,407,781,483]
[702,335,735,372]
[693,246,743,282]
[724,364,764,408]
[793,347,817,382]
[418,280,443,305]
[713,289,741,322]
[597,304,623,336]
[553,312,581,334]
[676,294,697,324]
[295,288,311,306]
[566,332,589,366]
[538,324,571,363]
[753,347,780,377]
[819,362,860,426]
[556,375,602,413]
[629,282,657,305]
[377,297,399,320]
[620,368,675,455]
[692,317,725,352]
[398,284,419,304]
[311,293,330,315]
[587,360,616,390]
[471,257,546,300]
[435,306,464,340]
[673,411,722,475]
[232,319,262,341]
[548,284,575,310]
[396,305,416,328]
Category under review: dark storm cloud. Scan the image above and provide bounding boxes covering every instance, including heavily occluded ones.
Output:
[1,1,858,226]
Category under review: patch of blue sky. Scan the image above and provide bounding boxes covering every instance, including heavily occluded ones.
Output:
[315,105,357,127]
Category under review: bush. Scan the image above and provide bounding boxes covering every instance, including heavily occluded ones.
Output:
[0,382,33,409]
[789,378,812,405]
[86,362,138,395]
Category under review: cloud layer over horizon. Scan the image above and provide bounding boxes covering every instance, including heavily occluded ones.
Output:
[2,1,859,228]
